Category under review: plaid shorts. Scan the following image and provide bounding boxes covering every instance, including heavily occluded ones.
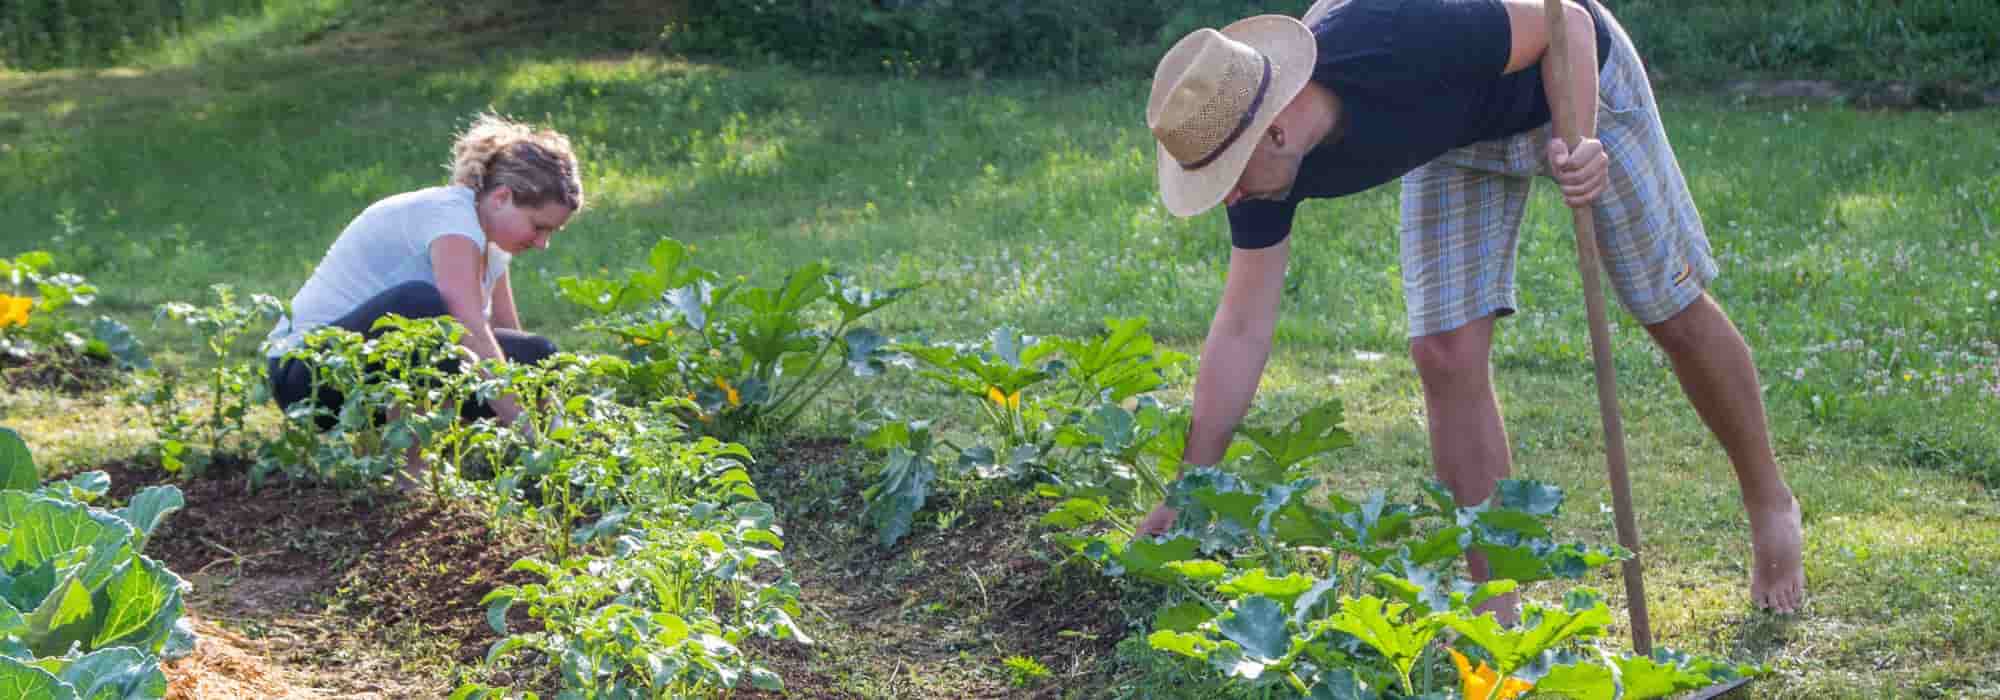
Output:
[1398,10,1716,338]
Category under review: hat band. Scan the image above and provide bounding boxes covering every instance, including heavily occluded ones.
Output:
[1181,56,1273,171]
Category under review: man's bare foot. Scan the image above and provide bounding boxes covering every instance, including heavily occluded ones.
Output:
[1748,494,1805,613]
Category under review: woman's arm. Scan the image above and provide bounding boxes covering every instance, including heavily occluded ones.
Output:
[431,235,524,422]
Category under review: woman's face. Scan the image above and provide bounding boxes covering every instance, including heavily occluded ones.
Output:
[480,186,574,254]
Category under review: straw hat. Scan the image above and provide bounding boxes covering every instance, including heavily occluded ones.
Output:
[1148,15,1317,217]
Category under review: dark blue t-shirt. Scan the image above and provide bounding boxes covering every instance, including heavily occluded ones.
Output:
[1227,0,1614,249]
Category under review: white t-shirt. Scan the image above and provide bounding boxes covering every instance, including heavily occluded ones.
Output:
[266,186,512,357]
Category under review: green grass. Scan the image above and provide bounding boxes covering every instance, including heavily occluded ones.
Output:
[2,8,1998,698]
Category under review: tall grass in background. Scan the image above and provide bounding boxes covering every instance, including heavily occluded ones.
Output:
[670,0,2000,86]
[0,0,267,69]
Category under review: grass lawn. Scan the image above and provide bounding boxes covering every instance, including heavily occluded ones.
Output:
[2,7,1997,698]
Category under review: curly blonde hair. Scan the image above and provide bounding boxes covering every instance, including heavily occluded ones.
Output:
[448,112,586,211]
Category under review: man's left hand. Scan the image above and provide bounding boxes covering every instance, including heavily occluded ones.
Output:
[1547,137,1609,208]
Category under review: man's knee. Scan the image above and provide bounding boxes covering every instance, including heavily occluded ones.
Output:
[1643,293,1715,355]
[1409,322,1494,390]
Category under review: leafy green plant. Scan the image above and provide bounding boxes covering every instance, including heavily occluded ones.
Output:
[130,284,284,476]
[559,238,912,440]
[468,432,807,698]
[257,315,477,489]
[1043,401,1756,699]
[1002,654,1051,688]
[857,318,1190,547]
[0,426,194,698]
[0,251,149,376]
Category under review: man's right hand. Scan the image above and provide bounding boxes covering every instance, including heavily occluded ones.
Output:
[1137,503,1180,537]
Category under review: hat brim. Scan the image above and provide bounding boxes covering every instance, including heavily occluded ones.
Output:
[1156,15,1318,218]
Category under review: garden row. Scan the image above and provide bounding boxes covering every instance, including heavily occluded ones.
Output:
[3,244,1759,698]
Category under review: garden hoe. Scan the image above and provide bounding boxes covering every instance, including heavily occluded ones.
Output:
[1544,4,1758,694]
[1541,0,1653,657]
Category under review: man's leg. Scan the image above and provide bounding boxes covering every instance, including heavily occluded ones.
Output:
[1644,294,1804,612]
[1410,316,1519,623]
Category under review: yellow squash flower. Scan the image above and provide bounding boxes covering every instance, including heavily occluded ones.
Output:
[0,295,31,329]
[632,336,651,346]
[985,385,1021,410]
[715,376,741,407]
[1447,648,1533,700]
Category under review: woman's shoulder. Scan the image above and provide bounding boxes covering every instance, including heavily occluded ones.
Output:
[366,185,474,213]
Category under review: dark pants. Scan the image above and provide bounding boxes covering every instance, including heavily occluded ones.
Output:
[269,281,557,430]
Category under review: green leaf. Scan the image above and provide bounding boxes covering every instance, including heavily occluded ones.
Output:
[863,447,935,548]
[1421,480,1460,514]
[556,276,624,314]
[1115,536,1200,584]
[113,487,183,545]
[1404,526,1469,566]
[1616,650,1760,699]
[38,473,109,505]
[90,557,178,651]
[52,647,166,700]
[749,666,784,691]
[1325,596,1439,684]
[1038,498,1109,529]
[1147,629,1216,659]
[1534,661,1618,700]
[832,282,914,324]
[0,491,135,580]
[0,428,36,492]
[843,327,891,376]
[1152,601,1213,633]
[24,574,93,655]
[1459,579,1519,611]
[88,318,151,370]
[1544,544,1628,580]
[1162,559,1227,582]
[1217,569,1317,607]
[1235,399,1354,476]
[1216,596,1290,661]
[1308,668,1381,700]
[1494,479,1564,516]
[486,594,514,635]
[0,655,75,700]
[1290,576,1339,628]
[1479,543,1553,583]
[1437,598,1612,675]
[1475,508,1551,541]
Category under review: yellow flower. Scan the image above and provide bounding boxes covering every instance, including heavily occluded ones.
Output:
[715,376,741,407]
[632,336,651,346]
[0,295,32,329]
[1447,648,1533,700]
[985,385,1021,410]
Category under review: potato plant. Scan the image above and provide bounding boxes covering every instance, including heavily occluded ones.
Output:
[131,284,284,476]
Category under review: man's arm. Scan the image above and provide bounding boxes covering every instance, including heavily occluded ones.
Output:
[1181,240,1291,466]
[1137,239,1290,535]
[1501,0,1607,207]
